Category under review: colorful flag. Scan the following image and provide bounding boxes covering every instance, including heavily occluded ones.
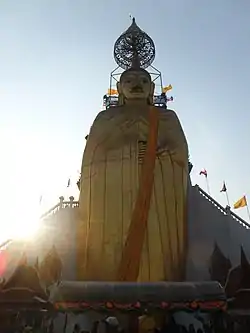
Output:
[199,169,208,178]
[220,182,227,192]
[233,195,247,209]
[162,84,173,93]
[108,89,118,95]
[67,178,70,187]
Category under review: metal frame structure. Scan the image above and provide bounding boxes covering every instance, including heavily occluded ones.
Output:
[103,18,173,110]
[108,64,163,95]
[104,64,173,110]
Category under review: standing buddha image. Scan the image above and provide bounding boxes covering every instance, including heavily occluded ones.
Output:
[77,18,189,282]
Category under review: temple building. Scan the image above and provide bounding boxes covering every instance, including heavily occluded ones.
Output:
[14,17,248,286]
[0,18,250,333]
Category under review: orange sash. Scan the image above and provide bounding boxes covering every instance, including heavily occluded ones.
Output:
[117,107,159,281]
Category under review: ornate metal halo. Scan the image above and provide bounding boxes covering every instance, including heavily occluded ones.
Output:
[113,18,155,70]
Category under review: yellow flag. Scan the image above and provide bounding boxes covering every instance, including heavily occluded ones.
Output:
[162,84,172,93]
[108,89,118,95]
[233,195,247,209]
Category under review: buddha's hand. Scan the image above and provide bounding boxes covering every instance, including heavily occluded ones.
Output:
[157,110,188,165]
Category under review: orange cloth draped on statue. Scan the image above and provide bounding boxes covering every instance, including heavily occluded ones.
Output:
[78,105,188,282]
[117,107,159,281]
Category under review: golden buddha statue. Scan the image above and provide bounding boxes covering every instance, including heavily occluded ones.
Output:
[77,19,189,282]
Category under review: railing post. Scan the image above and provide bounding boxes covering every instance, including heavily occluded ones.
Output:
[225,205,231,215]
[69,196,74,208]
[59,196,64,208]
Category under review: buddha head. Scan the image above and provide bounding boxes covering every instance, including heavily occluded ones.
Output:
[117,67,155,105]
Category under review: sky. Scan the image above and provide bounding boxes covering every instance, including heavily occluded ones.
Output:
[0,0,250,242]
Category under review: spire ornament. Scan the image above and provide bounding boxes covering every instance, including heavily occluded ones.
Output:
[113,17,155,70]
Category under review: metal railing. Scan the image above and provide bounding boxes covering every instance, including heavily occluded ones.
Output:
[2,184,247,250]
[0,198,79,249]
[40,185,249,230]
[0,239,12,250]
[196,185,250,229]
[197,185,228,215]
[40,196,79,220]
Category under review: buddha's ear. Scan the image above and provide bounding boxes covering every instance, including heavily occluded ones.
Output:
[150,81,155,95]
[148,81,155,105]
[117,82,121,94]
[117,81,125,105]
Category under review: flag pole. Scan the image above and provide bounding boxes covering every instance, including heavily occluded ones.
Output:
[222,181,230,207]
[205,176,210,195]
[225,190,230,207]
[246,201,250,222]
[199,169,210,194]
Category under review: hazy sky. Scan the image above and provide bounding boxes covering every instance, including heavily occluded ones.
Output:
[0,0,250,240]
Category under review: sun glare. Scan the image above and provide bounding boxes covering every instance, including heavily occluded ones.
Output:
[0,130,48,244]
[0,128,78,245]
[12,216,41,241]
[2,205,42,242]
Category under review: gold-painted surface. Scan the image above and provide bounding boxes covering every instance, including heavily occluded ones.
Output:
[117,106,159,281]
[77,105,188,281]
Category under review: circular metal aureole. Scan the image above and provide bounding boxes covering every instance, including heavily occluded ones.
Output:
[113,22,155,70]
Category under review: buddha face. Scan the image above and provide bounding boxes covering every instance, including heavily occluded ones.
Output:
[118,69,153,101]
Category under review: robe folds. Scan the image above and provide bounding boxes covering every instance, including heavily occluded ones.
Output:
[77,105,188,282]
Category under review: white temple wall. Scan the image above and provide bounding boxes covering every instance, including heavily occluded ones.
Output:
[3,183,250,287]
[26,206,78,280]
[186,183,250,281]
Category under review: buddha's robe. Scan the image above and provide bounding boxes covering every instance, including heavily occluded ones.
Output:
[77,105,188,282]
